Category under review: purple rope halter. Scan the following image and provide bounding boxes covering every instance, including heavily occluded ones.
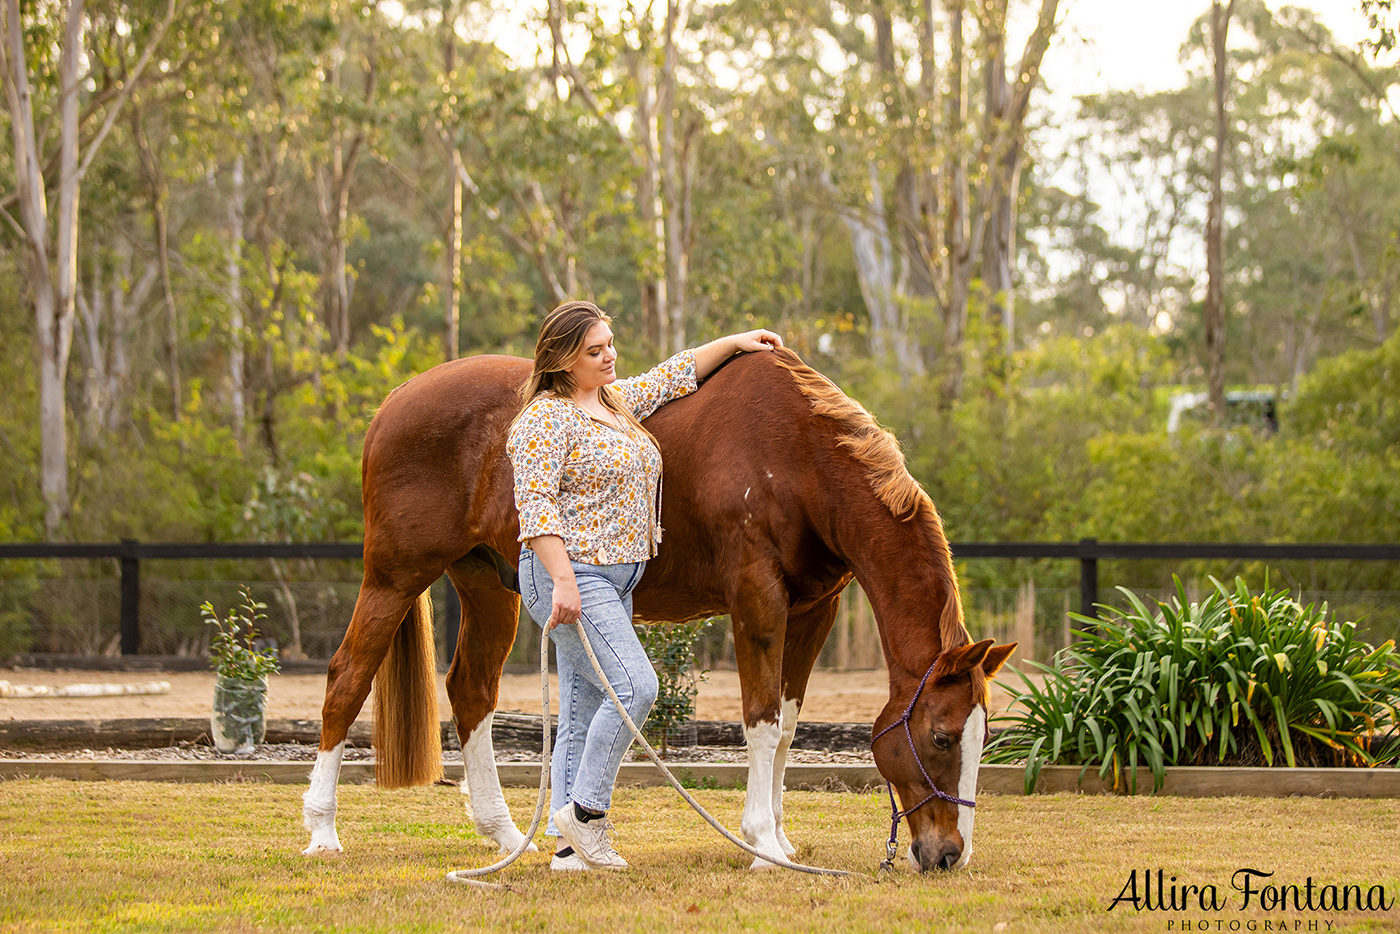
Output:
[870,657,976,871]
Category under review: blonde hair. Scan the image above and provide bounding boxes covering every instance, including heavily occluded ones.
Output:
[515,300,653,440]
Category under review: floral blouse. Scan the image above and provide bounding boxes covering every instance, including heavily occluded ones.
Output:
[508,350,698,565]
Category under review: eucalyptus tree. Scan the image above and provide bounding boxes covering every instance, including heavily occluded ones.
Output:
[1218,3,1400,383]
[0,0,196,537]
[1055,1,1398,390]
[313,1,395,359]
[713,0,1060,388]
[543,0,716,354]
[1055,86,1209,335]
[1204,0,1236,419]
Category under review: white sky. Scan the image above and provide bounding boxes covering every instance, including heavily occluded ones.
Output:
[466,1,1379,108]
[1040,0,1374,103]
[1027,1,1380,316]
[461,0,1381,316]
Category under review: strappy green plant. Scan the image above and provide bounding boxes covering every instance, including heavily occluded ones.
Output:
[985,577,1400,793]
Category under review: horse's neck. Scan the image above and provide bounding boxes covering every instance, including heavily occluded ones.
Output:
[836,507,953,678]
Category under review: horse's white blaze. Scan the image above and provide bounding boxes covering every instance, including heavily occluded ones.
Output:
[302,742,345,855]
[771,697,800,858]
[953,705,986,870]
[741,717,785,868]
[461,712,535,854]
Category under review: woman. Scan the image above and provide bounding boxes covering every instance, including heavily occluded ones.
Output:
[507,300,782,871]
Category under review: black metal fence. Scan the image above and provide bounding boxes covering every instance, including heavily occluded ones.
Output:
[2,540,1398,666]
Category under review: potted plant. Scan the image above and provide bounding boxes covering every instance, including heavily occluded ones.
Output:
[203,588,281,755]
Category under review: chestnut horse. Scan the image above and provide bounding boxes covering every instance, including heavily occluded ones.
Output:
[301,348,1015,872]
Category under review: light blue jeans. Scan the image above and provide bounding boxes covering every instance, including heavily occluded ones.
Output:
[519,548,658,831]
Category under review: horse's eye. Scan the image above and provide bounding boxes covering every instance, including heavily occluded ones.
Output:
[931,732,953,750]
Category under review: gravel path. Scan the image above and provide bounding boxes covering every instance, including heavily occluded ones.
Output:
[1,742,874,765]
[0,667,1032,723]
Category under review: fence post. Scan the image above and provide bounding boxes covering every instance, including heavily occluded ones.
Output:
[443,574,461,663]
[1078,538,1099,621]
[119,539,141,655]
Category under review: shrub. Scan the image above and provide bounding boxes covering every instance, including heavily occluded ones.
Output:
[986,577,1400,792]
[203,588,282,683]
[635,618,715,756]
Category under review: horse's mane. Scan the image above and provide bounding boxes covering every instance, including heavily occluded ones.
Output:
[770,353,933,521]
[770,351,978,686]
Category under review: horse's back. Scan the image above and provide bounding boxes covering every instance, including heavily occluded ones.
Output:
[362,355,530,564]
[368,355,529,448]
[638,351,849,615]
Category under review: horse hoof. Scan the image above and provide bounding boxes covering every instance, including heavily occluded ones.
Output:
[748,855,782,870]
[302,842,343,857]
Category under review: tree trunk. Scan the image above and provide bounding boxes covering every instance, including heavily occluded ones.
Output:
[838,164,925,374]
[445,148,463,360]
[981,23,1018,364]
[269,558,305,660]
[108,249,156,434]
[77,250,155,441]
[318,157,354,356]
[2,0,84,537]
[888,1,937,302]
[317,17,370,358]
[228,154,246,440]
[942,0,970,395]
[443,2,462,361]
[634,39,668,353]
[1205,0,1236,421]
[77,264,108,442]
[660,0,690,355]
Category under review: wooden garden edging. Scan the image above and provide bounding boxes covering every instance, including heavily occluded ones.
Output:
[0,716,871,752]
[2,759,1397,797]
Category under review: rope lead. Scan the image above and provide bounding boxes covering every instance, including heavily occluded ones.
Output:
[447,619,858,887]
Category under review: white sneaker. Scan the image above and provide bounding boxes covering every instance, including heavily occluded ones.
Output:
[552,805,629,870]
[550,851,590,872]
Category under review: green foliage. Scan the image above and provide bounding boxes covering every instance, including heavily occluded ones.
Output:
[0,577,37,661]
[1286,325,1400,455]
[0,501,37,659]
[987,578,1400,792]
[636,618,715,756]
[202,588,282,682]
[1,0,1398,668]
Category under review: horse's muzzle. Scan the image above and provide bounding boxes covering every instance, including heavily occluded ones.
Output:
[910,839,962,872]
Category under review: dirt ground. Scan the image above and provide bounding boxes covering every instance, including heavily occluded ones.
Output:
[0,666,1031,724]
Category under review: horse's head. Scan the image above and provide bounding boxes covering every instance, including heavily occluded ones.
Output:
[871,638,1016,872]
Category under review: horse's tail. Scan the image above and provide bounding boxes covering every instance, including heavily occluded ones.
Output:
[373,590,444,788]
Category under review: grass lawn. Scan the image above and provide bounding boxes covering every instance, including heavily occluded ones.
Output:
[1,779,1397,933]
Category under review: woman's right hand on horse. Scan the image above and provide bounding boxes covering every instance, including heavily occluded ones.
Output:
[548,576,582,629]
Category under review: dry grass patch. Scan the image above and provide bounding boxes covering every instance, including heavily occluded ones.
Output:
[0,780,1396,933]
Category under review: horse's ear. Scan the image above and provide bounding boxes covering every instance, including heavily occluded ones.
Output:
[982,642,1017,679]
[934,638,994,681]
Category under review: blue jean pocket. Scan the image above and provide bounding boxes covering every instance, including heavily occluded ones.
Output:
[520,551,544,620]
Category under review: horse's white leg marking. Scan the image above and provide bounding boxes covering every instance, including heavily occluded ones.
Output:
[302,742,345,855]
[771,697,799,858]
[952,705,986,870]
[741,716,785,869]
[460,711,537,854]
